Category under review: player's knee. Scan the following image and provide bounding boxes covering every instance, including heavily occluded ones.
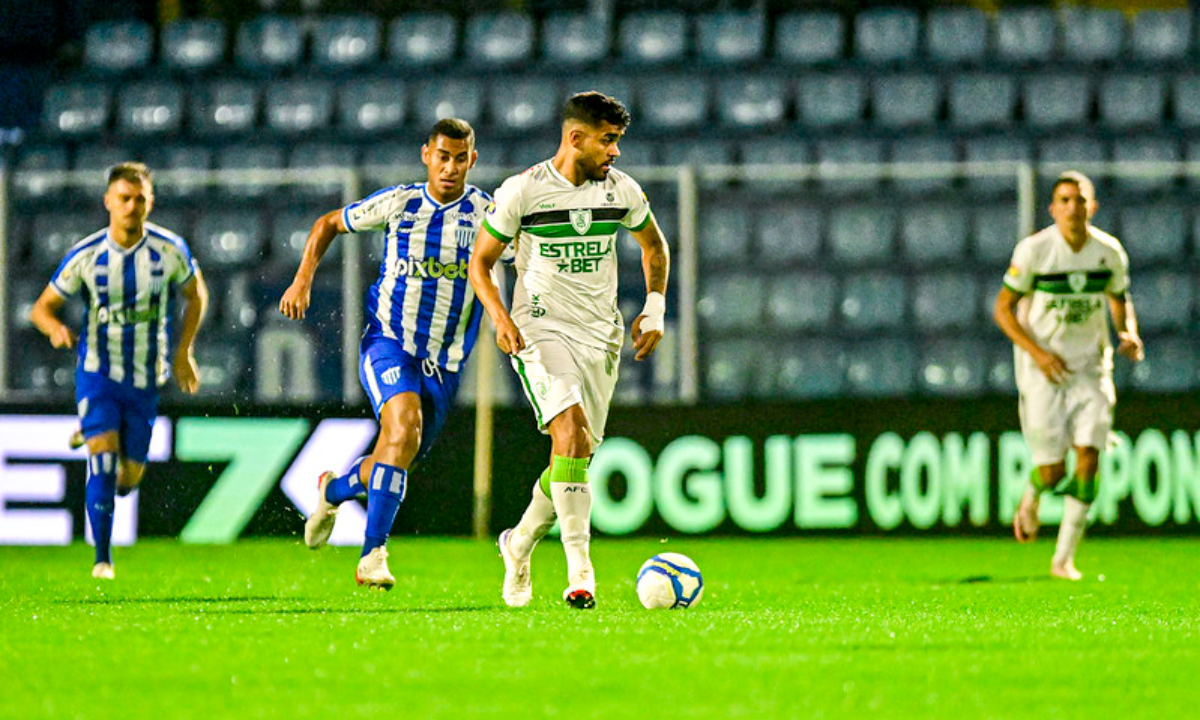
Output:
[378,424,421,463]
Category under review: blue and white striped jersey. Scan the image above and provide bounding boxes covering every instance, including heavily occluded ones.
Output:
[342,182,490,373]
[50,222,199,390]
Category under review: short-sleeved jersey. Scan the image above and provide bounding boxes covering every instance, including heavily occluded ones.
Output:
[342,182,489,372]
[483,161,652,352]
[50,223,199,390]
[1003,224,1130,375]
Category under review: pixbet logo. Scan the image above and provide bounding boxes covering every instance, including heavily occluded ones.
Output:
[387,256,468,279]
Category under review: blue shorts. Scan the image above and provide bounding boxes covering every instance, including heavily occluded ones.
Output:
[358,333,461,463]
[75,371,159,463]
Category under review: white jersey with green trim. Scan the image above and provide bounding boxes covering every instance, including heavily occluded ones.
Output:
[1003,224,1130,379]
[484,160,652,352]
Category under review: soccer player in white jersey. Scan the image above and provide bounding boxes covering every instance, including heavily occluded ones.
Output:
[469,92,671,609]
[993,171,1144,580]
[280,119,491,590]
[29,162,208,580]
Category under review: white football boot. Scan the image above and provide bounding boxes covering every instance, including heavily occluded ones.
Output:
[563,566,596,610]
[499,529,532,607]
[91,562,115,580]
[304,472,339,549]
[355,547,394,590]
[1051,560,1083,581]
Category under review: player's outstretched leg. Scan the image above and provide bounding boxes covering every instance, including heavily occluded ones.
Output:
[547,455,595,609]
[305,457,367,549]
[499,475,556,607]
[355,463,405,590]
[1052,477,1096,581]
[86,452,118,579]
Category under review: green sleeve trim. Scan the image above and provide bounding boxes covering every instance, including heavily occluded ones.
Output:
[482,217,514,243]
[628,211,651,232]
[1002,279,1027,295]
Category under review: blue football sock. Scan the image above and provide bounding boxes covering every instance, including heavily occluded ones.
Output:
[363,463,406,557]
[85,452,118,565]
[324,456,367,505]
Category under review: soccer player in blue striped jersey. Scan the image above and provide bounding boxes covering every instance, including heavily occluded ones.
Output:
[29,162,209,580]
[280,119,490,590]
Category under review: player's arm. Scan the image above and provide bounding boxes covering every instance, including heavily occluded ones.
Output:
[280,209,349,320]
[629,214,670,361]
[29,286,75,349]
[469,227,524,356]
[174,268,209,394]
[993,285,1070,383]
[1108,291,1145,362]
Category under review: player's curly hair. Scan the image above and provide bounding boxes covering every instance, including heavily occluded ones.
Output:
[429,118,475,147]
[107,162,153,188]
[563,92,631,129]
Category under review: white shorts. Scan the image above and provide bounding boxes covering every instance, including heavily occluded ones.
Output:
[510,330,619,449]
[1016,358,1115,467]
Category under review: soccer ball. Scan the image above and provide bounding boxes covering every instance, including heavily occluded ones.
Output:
[636,553,704,609]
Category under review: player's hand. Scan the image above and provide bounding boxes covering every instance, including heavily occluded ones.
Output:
[631,315,663,361]
[1117,332,1145,362]
[48,324,76,349]
[1034,349,1071,384]
[494,316,525,356]
[279,279,312,320]
[174,351,201,394]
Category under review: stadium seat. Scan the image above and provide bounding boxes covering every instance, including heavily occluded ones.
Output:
[116,81,185,136]
[900,205,969,263]
[11,334,75,394]
[1098,74,1166,128]
[1133,270,1193,333]
[815,138,884,195]
[412,78,483,128]
[147,209,189,243]
[83,20,153,73]
[962,137,1029,194]
[618,12,687,64]
[715,76,787,129]
[1022,74,1093,128]
[465,12,534,66]
[12,145,69,201]
[388,13,457,66]
[148,145,212,199]
[756,204,822,264]
[994,8,1057,64]
[925,7,988,64]
[697,274,762,332]
[193,210,266,267]
[508,139,555,170]
[41,82,110,136]
[840,271,906,330]
[637,76,708,130]
[337,79,406,135]
[1118,205,1185,264]
[611,137,654,167]
[564,75,634,110]
[235,16,303,71]
[797,73,866,128]
[911,273,979,331]
[193,332,249,399]
[971,205,1022,267]
[775,12,844,64]
[764,271,837,331]
[774,339,846,400]
[698,206,751,265]
[1060,8,1125,64]
[541,13,609,66]
[845,337,916,397]
[311,15,381,70]
[215,144,284,199]
[871,74,941,128]
[189,80,258,136]
[287,142,351,198]
[987,341,1017,394]
[1129,334,1197,392]
[704,339,769,401]
[271,209,340,270]
[1038,137,1107,168]
[695,11,764,64]
[918,339,988,396]
[7,279,41,330]
[1110,136,1179,193]
[947,74,1016,129]
[1130,10,1191,64]
[31,212,97,271]
[828,205,895,265]
[1172,75,1200,129]
[853,7,919,64]
[488,77,560,133]
[73,145,137,195]
[673,138,735,191]
[740,136,809,193]
[264,80,334,134]
[890,137,957,194]
[160,19,226,72]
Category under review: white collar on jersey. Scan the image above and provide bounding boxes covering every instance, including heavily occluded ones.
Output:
[105,228,148,254]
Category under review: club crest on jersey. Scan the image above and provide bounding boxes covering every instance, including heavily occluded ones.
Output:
[1068,271,1087,293]
[456,219,474,249]
[569,209,592,235]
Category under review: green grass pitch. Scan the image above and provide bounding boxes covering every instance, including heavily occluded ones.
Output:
[2,536,1197,719]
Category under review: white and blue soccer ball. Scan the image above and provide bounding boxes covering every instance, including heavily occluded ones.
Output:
[636,553,704,609]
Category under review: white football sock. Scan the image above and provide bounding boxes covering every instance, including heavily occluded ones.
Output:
[510,480,556,559]
[1053,496,1090,568]
[551,482,593,589]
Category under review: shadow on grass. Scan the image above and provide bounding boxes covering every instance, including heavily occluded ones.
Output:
[955,575,1055,584]
[57,597,497,614]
